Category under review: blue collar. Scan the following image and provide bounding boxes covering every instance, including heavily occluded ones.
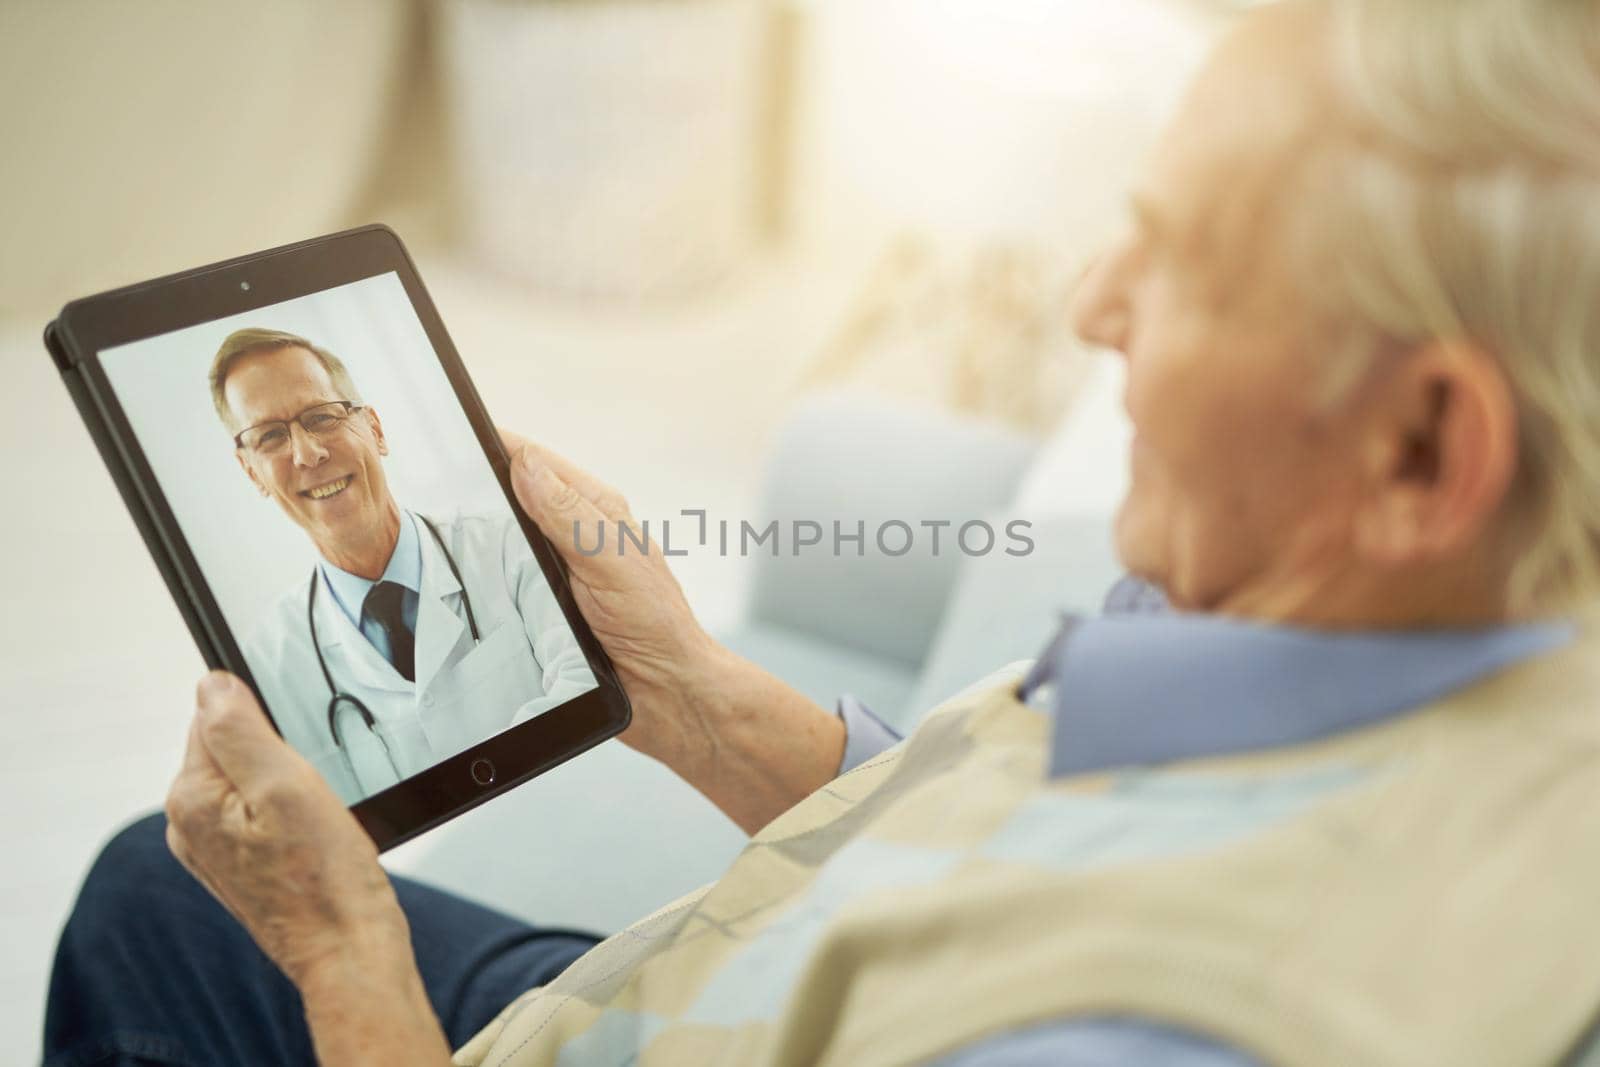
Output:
[1026,579,1575,778]
[319,509,424,629]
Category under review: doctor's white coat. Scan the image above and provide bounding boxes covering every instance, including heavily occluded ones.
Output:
[241,510,597,804]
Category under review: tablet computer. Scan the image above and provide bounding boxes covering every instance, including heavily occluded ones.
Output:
[45,224,630,851]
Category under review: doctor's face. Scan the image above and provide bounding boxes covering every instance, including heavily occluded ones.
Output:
[223,345,398,560]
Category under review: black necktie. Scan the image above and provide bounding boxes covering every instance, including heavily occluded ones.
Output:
[363,581,415,682]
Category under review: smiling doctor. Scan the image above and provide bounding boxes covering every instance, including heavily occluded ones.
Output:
[210,327,596,803]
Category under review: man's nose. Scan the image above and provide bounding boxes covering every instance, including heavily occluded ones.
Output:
[1068,246,1133,356]
[288,422,329,468]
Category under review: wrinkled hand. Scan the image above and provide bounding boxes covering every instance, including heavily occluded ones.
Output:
[165,672,409,988]
[500,430,728,773]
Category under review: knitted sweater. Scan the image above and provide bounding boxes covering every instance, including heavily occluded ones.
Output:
[457,620,1600,1067]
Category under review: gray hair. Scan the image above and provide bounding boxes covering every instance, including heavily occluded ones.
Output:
[1295,0,1600,612]
[209,328,364,433]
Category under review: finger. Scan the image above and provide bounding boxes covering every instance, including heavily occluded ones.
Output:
[498,429,630,521]
[164,783,225,890]
[503,431,629,516]
[168,714,233,836]
[511,462,619,571]
[194,672,298,803]
[168,713,223,829]
[178,707,218,778]
[165,820,195,872]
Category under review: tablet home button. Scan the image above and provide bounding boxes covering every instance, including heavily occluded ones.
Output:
[470,759,496,786]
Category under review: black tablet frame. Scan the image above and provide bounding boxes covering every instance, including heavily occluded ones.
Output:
[45,224,631,851]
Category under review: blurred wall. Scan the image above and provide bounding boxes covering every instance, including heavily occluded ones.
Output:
[0,0,1222,328]
[791,0,1216,266]
[0,1,411,318]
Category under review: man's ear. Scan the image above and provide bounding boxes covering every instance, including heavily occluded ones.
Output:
[364,406,389,457]
[1352,341,1518,567]
[234,448,270,498]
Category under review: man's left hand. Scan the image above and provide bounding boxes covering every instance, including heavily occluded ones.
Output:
[164,671,409,988]
[164,671,454,1063]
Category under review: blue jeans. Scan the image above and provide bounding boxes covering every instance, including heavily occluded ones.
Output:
[43,814,602,1066]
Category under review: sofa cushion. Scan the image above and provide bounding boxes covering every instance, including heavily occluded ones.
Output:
[905,510,1122,721]
[719,620,920,725]
[746,391,1037,670]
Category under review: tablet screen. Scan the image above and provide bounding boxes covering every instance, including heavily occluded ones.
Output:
[98,271,599,804]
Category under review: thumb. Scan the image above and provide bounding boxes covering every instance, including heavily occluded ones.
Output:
[195,672,296,800]
[512,455,610,565]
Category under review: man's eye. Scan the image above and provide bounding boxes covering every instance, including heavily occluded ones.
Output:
[303,414,338,433]
[258,427,289,447]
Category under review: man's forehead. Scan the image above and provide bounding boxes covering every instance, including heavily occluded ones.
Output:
[225,346,340,416]
[1138,3,1336,269]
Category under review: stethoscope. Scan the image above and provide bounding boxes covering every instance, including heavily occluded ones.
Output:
[307,514,482,771]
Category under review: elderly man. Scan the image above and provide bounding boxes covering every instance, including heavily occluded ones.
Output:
[45,0,1600,1064]
[210,327,595,802]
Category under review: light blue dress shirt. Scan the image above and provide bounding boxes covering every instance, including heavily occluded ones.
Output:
[319,509,424,668]
[833,576,1575,1067]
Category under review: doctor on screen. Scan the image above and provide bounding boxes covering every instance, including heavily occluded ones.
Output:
[209,327,596,804]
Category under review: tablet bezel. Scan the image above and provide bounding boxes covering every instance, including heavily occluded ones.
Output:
[48,224,631,851]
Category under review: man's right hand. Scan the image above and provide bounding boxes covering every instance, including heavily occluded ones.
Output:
[501,429,846,833]
[501,430,724,771]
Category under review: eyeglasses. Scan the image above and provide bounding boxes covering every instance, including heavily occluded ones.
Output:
[234,401,363,455]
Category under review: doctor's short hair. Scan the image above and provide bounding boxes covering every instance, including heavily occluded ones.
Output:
[209,328,365,432]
